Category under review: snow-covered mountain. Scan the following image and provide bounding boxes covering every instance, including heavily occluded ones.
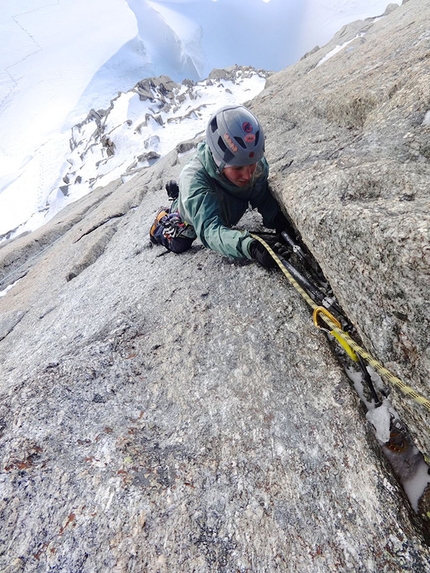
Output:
[42,68,268,235]
[0,0,400,242]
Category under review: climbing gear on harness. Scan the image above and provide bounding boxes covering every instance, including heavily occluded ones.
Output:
[150,208,170,244]
[161,212,187,240]
[150,208,187,242]
[206,105,265,169]
[150,208,195,254]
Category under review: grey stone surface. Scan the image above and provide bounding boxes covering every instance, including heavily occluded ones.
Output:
[1,1,430,570]
[256,0,430,456]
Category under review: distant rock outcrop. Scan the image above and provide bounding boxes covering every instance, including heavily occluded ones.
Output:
[58,67,267,213]
[0,1,429,571]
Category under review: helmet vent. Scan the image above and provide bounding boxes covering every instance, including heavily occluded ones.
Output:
[234,137,246,149]
[217,137,234,163]
[209,117,218,134]
[218,137,227,153]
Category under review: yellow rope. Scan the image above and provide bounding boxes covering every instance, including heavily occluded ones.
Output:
[251,234,430,414]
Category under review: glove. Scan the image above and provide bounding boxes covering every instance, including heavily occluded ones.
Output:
[249,240,277,269]
[273,211,297,239]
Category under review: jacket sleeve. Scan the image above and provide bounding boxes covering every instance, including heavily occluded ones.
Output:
[180,184,255,259]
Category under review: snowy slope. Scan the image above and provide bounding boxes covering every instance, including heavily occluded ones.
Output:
[32,69,268,236]
[0,0,400,242]
[0,0,137,180]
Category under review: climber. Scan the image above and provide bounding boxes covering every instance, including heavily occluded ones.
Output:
[149,104,296,268]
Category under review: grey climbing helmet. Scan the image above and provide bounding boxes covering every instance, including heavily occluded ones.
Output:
[206,104,265,168]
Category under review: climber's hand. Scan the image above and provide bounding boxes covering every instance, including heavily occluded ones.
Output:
[250,240,277,269]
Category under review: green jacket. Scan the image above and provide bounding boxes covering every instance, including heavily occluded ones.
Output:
[174,142,281,259]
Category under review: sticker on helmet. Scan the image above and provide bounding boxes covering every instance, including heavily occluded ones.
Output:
[224,133,238,153]
[242,121,253,133]
[244,134,255,143]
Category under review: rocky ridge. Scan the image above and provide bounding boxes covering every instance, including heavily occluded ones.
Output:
[0,1,429,571]
[60,66,269,203]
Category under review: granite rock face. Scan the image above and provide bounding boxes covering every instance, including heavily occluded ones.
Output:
[1,1,430,571]
[257,0,430,456]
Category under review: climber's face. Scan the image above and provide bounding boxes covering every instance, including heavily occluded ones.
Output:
[223,163,257,187]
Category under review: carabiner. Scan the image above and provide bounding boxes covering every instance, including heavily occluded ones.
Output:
[313,306,358,362]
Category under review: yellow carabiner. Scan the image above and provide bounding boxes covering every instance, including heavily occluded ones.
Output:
[313,306,341,329]
[313,306,358,362]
